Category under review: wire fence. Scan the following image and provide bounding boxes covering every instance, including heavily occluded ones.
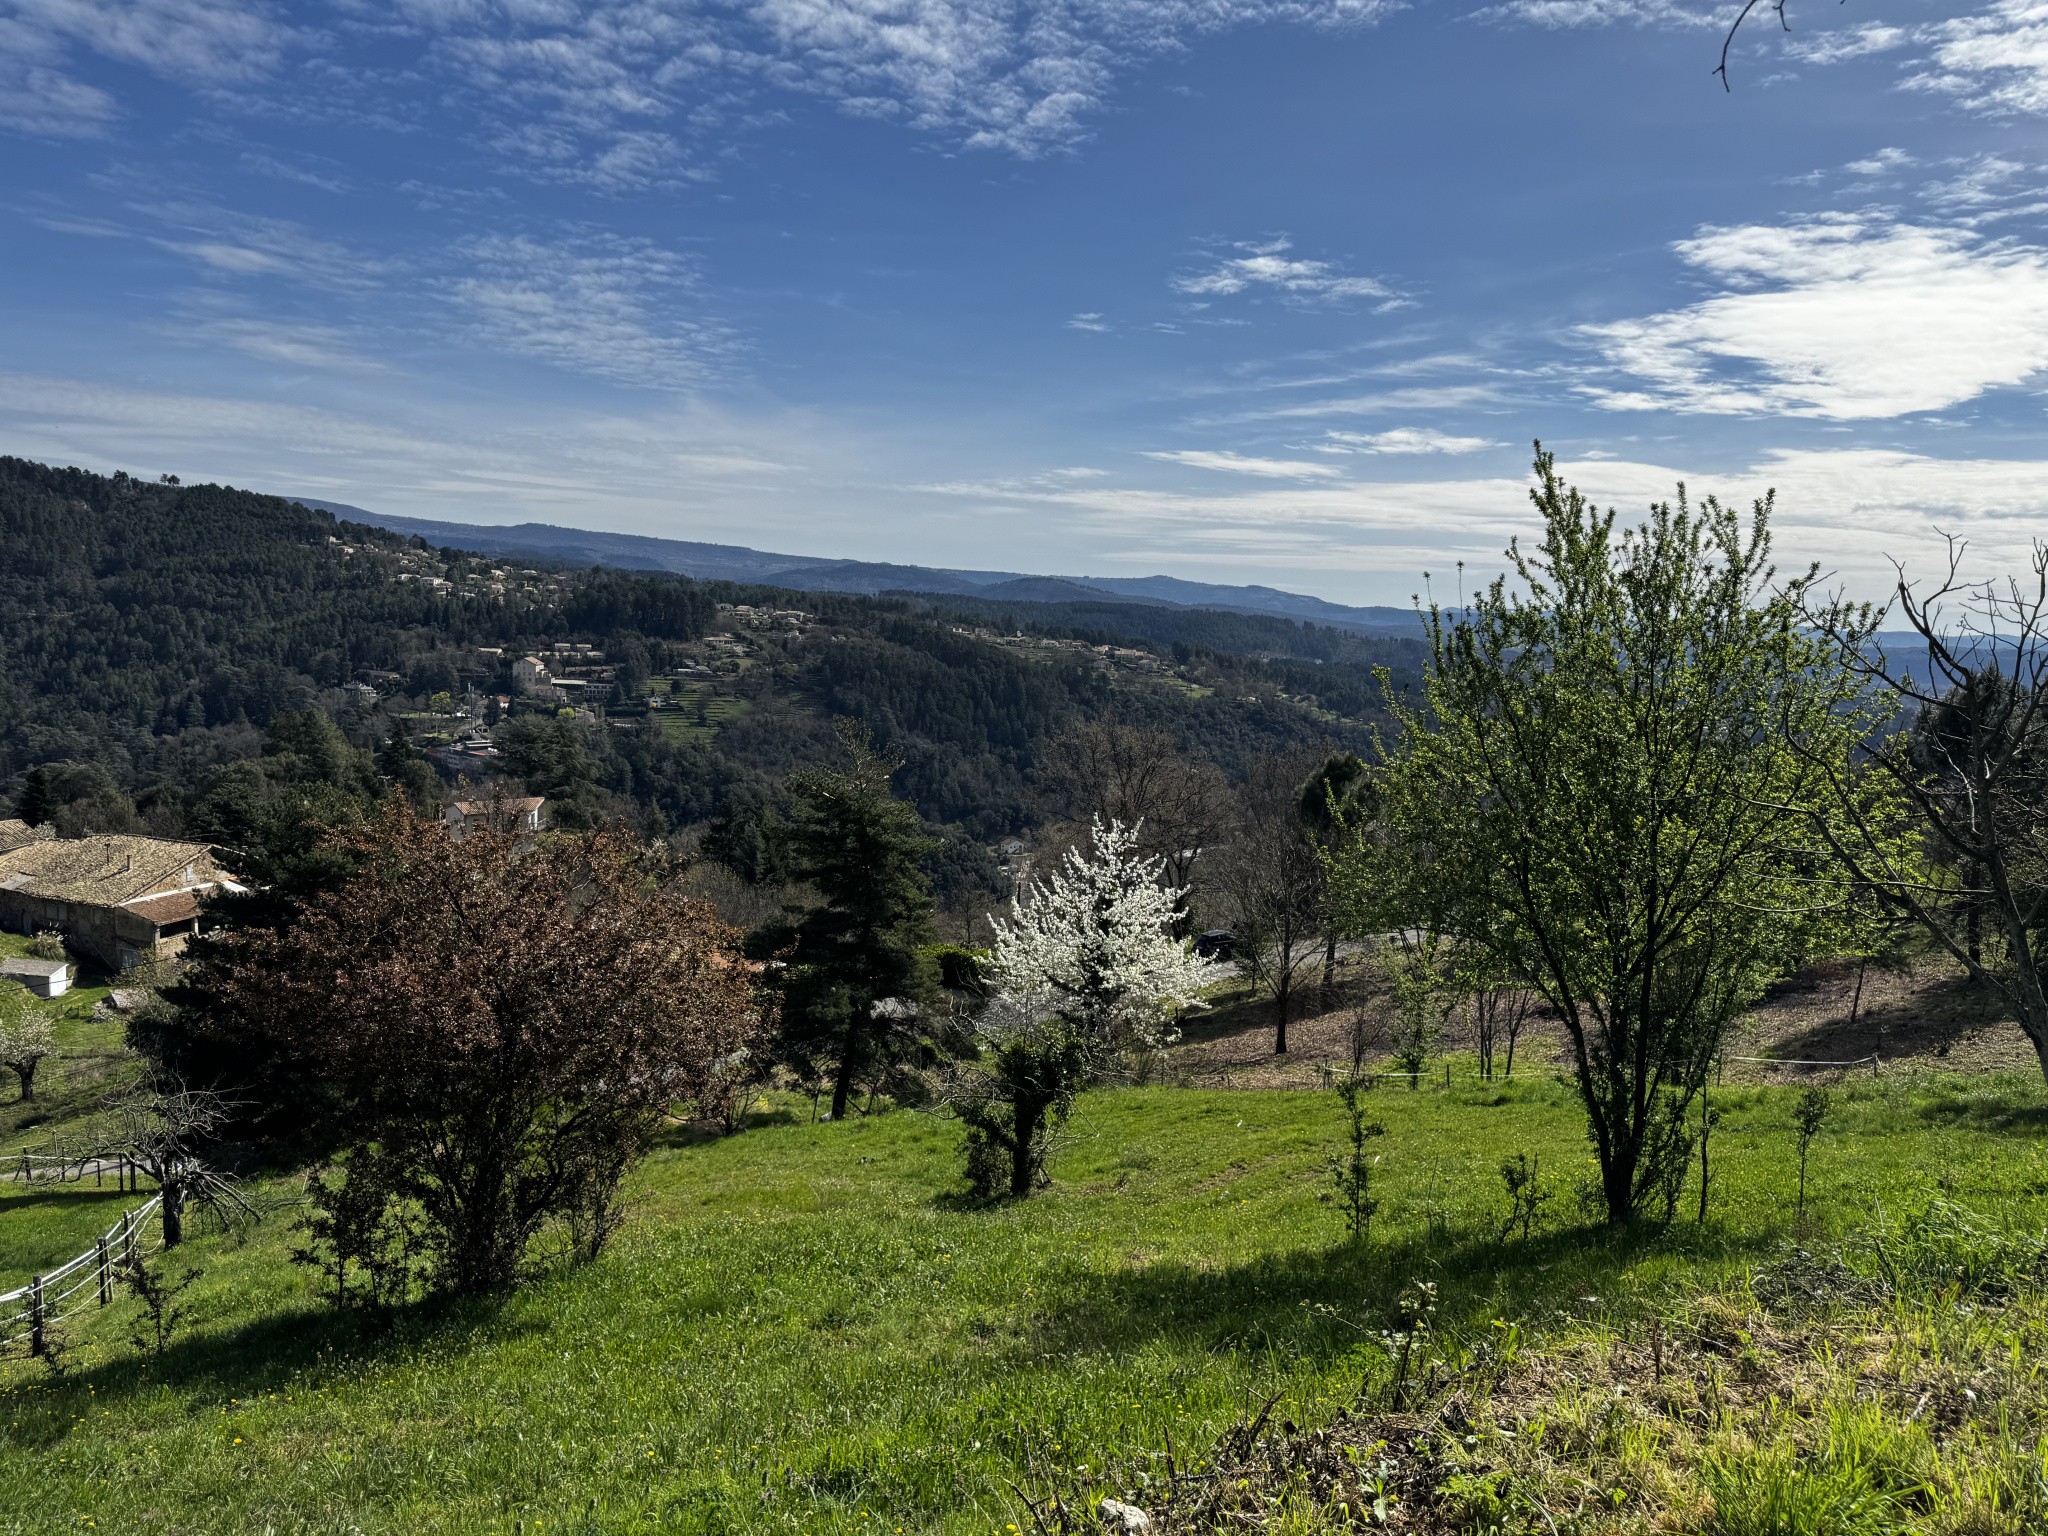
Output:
[0,1196,162,1359]
[1320,1052,1886,1090]
[8,1142,152,1190]
[8,1114,161,1191]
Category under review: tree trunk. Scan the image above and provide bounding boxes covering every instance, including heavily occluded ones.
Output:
[161,1177,183,1249]
[1599,1136,1639,1230]
[13,1063,32,1102]
[829,1027,859,1121]
[1321,933,1339,997]
[1010,1095,1048,1198]
[1273,957,1291,1055]
[1849,955,1868,1030]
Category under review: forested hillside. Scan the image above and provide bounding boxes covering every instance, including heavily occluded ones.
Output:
[0,456,1419,902]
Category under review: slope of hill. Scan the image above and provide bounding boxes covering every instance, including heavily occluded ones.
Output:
[4,458,1417,897]
[293,500,1424,635]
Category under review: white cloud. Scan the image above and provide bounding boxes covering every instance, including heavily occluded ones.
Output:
[1226,383,1504,423]
[1174,238,1396,305]
[3,0,289,81]
[0,0,292,138]
[449,232,737,390]
[0,56,116,136]
[928,446,2048,601]
[1067,312,1109,332]
[168,315,393,372]
[1582,215,2048,419]
[42,201,383,290]
[1843,145,1914,176]
[1143,449,1344,479]
[336,0,1396,183]
[1911,0,2048,116]
[0,0,1395,175]
[732,0,1392,157]
[1471,0,1713,30]
[1786,23,1907,65]
[1322,426,1496,454]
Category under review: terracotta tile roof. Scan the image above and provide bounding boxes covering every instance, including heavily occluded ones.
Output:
[123,890,205,926]
[0,835,219,908]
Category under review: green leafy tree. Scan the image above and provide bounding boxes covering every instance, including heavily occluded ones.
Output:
[764,722,945,1121]
[378,718,443,808]
[1335,449,1873,1227]
[496,714,605,829]
[11,761,138,836]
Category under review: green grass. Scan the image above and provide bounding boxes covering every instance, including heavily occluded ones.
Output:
[0,937,129,1153]
[4,1075,2048,1534]
[652,685,751,744]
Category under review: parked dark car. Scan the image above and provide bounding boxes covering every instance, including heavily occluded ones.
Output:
[1194,929,1236,961]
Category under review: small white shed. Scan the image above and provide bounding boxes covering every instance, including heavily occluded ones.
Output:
[0,957,70,999]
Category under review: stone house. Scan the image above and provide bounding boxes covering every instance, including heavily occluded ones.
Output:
[446,796,547,838]
[0,835,239,972]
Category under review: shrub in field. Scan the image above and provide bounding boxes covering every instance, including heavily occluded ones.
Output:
[209,800,764,1294]
[1793,1086,1832,1222]
[1498,1152,1551,1241]
[1323,1072,1385,1243]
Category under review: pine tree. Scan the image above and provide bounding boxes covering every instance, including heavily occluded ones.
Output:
[770,721,943,1120]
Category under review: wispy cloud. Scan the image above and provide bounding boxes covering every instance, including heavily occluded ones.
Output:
[1174,238,1398,305]
[1227,383,1505,423]
[448,232,736,390]
[1786,22,1908,64]
[0,52,116,137]
[1581,215,2048,419]
[41,200,383,289]
[0,0,294,137]
[1067,312,1109,332]
[1320,426,1496,454]
[1843,146,1914,177]
[731,0,1395,158]
[927,446,2048,599]
[1470,0,1714,30]
[1142,449,1344,479]
[165,312,393,373]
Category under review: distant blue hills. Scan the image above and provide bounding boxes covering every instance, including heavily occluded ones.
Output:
[289,498,1424,637]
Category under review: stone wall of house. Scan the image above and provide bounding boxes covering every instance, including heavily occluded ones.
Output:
[0,892,169,971]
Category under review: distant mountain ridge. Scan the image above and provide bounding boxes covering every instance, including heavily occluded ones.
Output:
[290,499,1422,636]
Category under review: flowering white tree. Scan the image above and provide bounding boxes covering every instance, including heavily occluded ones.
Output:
[0,980,55,1103]
[959,819,1224,1198]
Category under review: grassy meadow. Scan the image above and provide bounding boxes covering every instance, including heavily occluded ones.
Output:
[6,1070,2048,1534]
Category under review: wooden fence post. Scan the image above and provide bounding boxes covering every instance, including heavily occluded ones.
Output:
[28,1277,43,1359]
[97,1236,111,1306]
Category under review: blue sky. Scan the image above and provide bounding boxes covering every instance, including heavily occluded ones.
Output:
[4,0,2048,603]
